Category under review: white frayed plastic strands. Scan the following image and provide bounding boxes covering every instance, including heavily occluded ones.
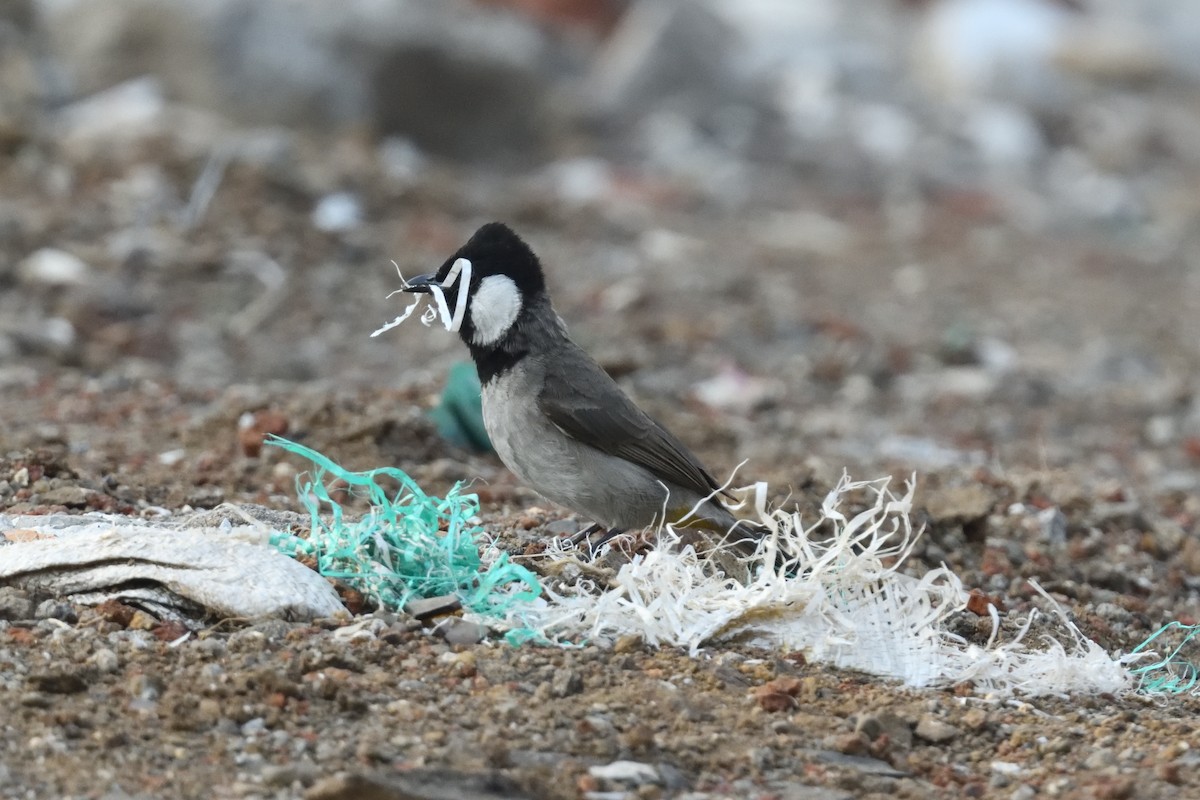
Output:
[444,258,472,332]
[370,258,473,338]
[498,473,1134,697]
[951,580,1134,697]
[370,296,423,337]
[371,261,422,337]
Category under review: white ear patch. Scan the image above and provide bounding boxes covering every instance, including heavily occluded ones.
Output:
[469,275,522,346]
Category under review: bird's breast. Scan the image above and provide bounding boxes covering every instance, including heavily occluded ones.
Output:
[479,366,712,530]
[481,373,581,502]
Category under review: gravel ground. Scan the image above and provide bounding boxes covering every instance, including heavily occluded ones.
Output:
[3,89,1200,799]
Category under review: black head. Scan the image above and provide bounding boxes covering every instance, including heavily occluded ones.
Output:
[404,222,547,349]
[446,222,545,296]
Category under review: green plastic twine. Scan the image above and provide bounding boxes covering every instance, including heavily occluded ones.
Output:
[265,436,540,615]
[1129,621,1200,695]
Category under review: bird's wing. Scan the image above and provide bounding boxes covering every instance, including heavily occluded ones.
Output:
[537,361,728,500]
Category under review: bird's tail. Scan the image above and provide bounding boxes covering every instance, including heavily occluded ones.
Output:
[671,513,773,558]
[726,518,775,557]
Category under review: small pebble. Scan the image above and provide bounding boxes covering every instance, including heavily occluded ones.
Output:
[437,618,488,645]
[915,715,960,744]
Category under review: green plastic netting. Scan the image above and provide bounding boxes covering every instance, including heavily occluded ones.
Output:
[261,433,1197,693]
[265,436,540,616]
[1130,621,1200,695]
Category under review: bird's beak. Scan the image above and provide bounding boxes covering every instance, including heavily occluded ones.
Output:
[402,273,440,295]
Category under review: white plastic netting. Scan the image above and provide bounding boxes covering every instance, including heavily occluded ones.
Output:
[492,473,1133,697]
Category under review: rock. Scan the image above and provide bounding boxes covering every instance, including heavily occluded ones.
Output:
[935,367,999,399]
[588,759,661,787]
[854,710,914,750]
[961,103,1046,169]
[28,670,90,695]
[0,8,38,152]
[915,715,960,744]
[754,210,856,258]
[755,676,803,712]
[550,668,583,698]
[183,486,225,509]
[19,692,51,708]
[536,157,616,208]
[127,672,164,704]
[237,409,290,458]
[710,656,752,689]
[584,1,741,122]
[37,486,96,508]
[404,594,462,621]
[378,137,426,186]
[34,600,78,624]
[914,0,1075,105]
[52,76,169,157]
[802,749,909,778]
[654,762,688,791]
[0,587,34,620]
[128,610,157,631]
[246,618,298,641]
[692,364,783,415]
[437,618,489,645]
[332,617,386,642]
[8,318,77,363]
[1056,19,1163,83]
[1037,506,1068,545]
[311,192,362,233]
[37,0,562,160]
[17,249,91,287]
[304,768,531,800]
[963,708,990,732]
[1090,501,1145,531]
[262,762,322,788]
[240,717,267,736]
[90,648,120,674]
[877,434,973,470]
[612,633,643,653]
[923,484,995,542]
[366,6,557,160]
[829,732,870,756]
[775,786,855,800]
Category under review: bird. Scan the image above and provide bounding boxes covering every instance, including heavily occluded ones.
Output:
[403,222,763,554]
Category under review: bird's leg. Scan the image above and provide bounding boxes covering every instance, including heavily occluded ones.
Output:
[565,524,630,557]
[566,523,605,548]
[587,527,628,552]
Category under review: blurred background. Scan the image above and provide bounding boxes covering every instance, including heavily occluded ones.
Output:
[3,0,1200,499]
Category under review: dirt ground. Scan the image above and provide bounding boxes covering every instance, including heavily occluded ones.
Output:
[3,119,1200,800]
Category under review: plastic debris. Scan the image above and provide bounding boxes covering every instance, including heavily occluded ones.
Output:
[372,262,491,450]
[588,760,661,787]
[501,473,1133,697]
[18,248,91,286]
[371,257,471,338]
[691,362,782,415]
[1129,621,1200,696]
[429,361,491,452]
[312,191,362,233]
[0,514,345,622]
[266,436,539,616]
[53,76,168,150]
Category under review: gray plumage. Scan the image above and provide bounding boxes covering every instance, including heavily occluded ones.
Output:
[482,297,740,533]
[405,222,756,544]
